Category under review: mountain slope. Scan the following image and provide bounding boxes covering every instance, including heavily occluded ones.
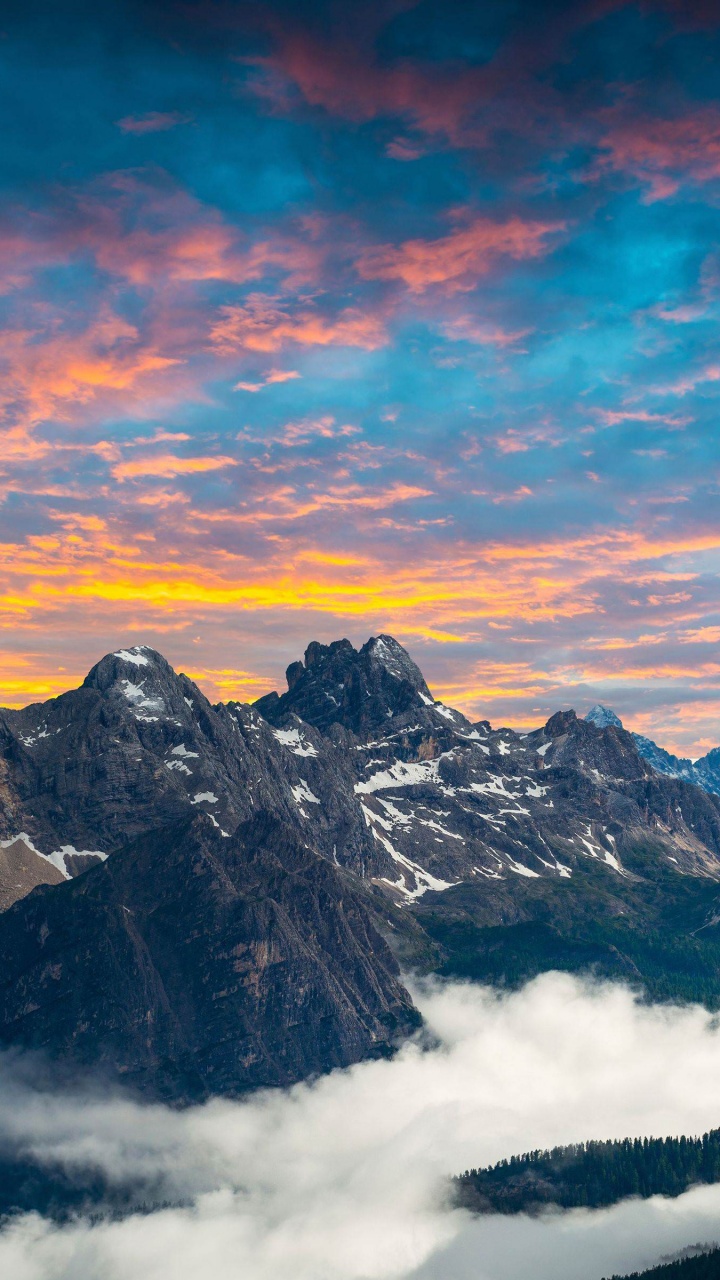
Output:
[0,811,418,1101]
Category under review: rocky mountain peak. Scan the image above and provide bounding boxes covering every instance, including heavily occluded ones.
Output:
[585,704,624,729]
[82,644,164,689]
[254,633,435,734]
[85,644,190,696]
[82,645,209,727]
[544,709,578,737]
[541,706,648,780]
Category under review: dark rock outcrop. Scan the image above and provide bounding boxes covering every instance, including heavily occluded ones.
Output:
[254,634,434,734]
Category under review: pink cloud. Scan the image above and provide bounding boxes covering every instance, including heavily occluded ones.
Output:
[211,295,387,353]
[356,215,565,293]
[233,368,301,392]
[244,35,487,141]
[240,3,629,152]
[0,173,325,293]
[594,106,720,200]
[385,138,426,161]
[441,316,533,346]
[595,408,692,427]
[655,365,720,397]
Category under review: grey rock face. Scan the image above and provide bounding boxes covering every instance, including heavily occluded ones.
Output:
[0,838,65,912]
[585,704,623,730]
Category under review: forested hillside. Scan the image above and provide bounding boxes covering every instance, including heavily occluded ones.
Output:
[607,1247,720,1280]
[455,1132,720,1214]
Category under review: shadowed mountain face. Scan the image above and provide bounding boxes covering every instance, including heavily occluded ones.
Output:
[0,813,418,1102]
[3,637,720,1099]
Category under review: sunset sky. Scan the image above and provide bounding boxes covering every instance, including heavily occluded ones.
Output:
[2,0,720,755]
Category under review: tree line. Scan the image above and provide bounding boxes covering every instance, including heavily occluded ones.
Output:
[606,1246,720,1280]
[454,1132,720,1214]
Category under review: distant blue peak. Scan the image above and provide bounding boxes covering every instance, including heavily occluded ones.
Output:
[585,704,623,730]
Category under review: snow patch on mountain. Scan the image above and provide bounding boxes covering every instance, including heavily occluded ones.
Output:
[114,647,151,667]
[272,727,318,757]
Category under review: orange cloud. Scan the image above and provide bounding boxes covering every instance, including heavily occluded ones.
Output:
[112,454,239,481]
[1,494,720,755]
[356,215,565,292]
[0,310,184,430]
[183,665,277,703]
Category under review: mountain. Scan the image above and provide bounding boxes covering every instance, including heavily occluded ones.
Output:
[255,634,435,733]
[583,706,720,797]
[585,704,624,730]
[4,638,720,1097]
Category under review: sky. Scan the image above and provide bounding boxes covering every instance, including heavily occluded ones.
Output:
[2,0,720,754]
[5,973,720,1280]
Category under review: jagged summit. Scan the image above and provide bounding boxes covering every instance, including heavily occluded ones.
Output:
[254,633,437,734]
[83,644,170,688]
[585,704,624,729]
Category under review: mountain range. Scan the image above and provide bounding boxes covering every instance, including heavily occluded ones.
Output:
[2,636,720,1100]
[585,705,720,797]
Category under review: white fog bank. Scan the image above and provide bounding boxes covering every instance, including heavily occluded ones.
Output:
[3,972,720,1280]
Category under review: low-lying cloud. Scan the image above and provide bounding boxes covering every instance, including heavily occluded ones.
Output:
[4,973,720,1280]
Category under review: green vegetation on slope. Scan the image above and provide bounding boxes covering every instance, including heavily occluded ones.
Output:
[454,1132,720,1214]
[413,840,720,1008]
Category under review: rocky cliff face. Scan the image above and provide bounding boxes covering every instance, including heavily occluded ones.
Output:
[2,637,720,1098]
